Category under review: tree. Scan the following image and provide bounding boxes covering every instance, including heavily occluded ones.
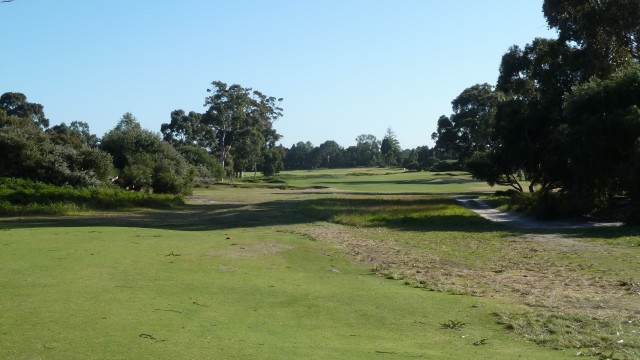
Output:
[432,84,502,163]
[0,110,113,186]
[431,115,458,160]
[160,110,214,148]
[284,141,314,169]
[316,140,343,168]
[380,128,400,166]
[262,146,284,177]
[0,92,49,128]
[543,0,640,78]
[415,146,435,170]
[176,145,225,182]
[487,38,579,193]
[355,134,380,167]
[47,121,99,148]
[101,113,193,193]
[563,65,640,207]
[202,81,283,177]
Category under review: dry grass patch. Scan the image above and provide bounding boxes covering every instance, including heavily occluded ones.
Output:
[290,222,640,359]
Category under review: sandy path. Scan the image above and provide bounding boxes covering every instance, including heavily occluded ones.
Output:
[454,195,623,229]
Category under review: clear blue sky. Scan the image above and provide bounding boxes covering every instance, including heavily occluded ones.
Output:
[1,0,556,149]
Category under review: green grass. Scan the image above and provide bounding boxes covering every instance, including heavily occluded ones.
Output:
[222,168,502,194]
[2,168,639,359]
[278,168,496,193]
[0,226,573,359]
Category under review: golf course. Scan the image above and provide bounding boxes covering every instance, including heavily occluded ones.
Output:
[1,169,638,359]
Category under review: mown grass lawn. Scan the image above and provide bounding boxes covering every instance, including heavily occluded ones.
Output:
[1,225,573,359]
[278,169,496,194]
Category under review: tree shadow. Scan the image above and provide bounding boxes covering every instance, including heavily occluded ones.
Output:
[0,196,502,233]
[1,195,639,241]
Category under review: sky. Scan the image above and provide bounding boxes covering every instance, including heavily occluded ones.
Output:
[1,0,557,150]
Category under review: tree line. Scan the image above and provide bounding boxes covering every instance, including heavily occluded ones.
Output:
[0,82,285,194]
[282,129,444,172]
[1,81,442,195]
[431,0,640,216]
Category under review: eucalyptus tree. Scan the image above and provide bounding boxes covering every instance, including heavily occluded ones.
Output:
[203,81,282,177]
[161,110,214,148]
[0,92,49,128]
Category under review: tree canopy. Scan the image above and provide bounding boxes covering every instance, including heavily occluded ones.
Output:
[431,0,640,215]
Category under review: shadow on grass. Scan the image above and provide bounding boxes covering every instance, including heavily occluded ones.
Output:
[0,196,497,232]
[317,179,478,186]
[2,195,639,241]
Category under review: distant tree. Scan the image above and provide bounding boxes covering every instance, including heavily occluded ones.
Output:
[115,112,140,131]
[400,148,419,169]
[284,141,314,170]
[415,146,435,170]
[0,92,49,128]
[316,140,343,168]
[355,134,380,167]
[380,128,400,166]
[342,146,359,167]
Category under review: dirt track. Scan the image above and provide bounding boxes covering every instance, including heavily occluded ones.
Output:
[454,195,623,229]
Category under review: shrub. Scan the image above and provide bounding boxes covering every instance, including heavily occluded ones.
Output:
[101,114,193,194]
[0,177,183,215]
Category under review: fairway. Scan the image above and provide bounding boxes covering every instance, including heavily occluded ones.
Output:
[280,169,497,194]
[1,169,638,359]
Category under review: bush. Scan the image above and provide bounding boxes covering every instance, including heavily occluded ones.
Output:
[429,160,463,172]
[0,121,114,187]
[0,177,184,215]
[101,115,193,194]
